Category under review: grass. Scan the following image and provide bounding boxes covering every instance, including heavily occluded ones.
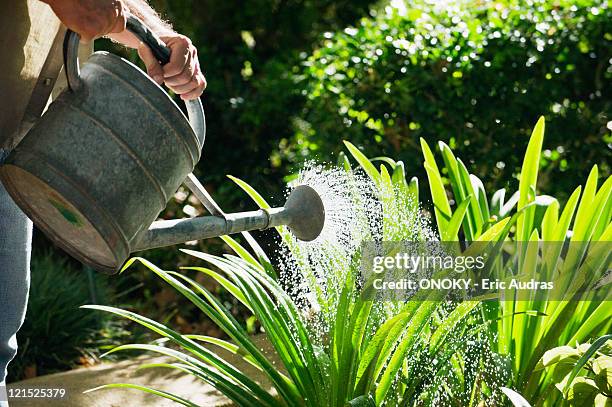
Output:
[85,117,611,406]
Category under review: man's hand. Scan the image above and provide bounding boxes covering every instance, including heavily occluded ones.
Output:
[45,0,206,100]
[43,0,128,43]
[137,34,207,100]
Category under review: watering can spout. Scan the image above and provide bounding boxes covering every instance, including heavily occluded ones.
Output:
[132,185,325,252]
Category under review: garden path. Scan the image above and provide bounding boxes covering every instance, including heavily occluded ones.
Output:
[7,335,277,406]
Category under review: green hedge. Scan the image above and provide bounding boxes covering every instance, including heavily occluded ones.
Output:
[286,0,611,200]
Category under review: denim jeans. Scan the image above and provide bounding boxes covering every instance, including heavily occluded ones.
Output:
[0,150,32,391]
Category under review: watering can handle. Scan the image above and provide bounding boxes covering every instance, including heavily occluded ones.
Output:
[63,15,205,149]
[63,16,226,220]
[63,15,173,91]
[125,16,171,64]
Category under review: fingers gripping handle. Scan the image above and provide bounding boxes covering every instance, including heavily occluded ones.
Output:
[125,15,171,64]
[63,14,205,148]
[63,15,171,91]
[123,15,206,148]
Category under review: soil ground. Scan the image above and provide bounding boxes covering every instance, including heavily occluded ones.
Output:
[6,335,277,407]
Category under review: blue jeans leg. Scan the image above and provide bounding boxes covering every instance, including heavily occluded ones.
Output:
[0,177,32,386]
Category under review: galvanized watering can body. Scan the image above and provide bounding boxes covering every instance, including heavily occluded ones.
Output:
[0,17,324,274]
[0,20,204,273]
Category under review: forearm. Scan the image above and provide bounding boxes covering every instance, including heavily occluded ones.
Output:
[108,0,174,48]
[122,0,173,36]
[42,0,206,99]
[41,0,129,42]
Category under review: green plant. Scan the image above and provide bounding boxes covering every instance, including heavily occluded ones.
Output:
[535,335,612,406]
[288,0,610,201]
[418,116,612,404]
[85,169,494,404]
[85,118,610,406]
[86,249,491,404]
[7,252,128,382]
[500,336,612,406]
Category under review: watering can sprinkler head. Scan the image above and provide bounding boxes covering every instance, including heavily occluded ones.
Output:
[283,185,326,242]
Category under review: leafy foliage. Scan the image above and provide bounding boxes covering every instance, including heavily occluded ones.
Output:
[535,336,612,406]
[86,117,611,406]
[287,0,611,200]
[87,206,488,405]
[419,117,612,404]
[7,252,129,382]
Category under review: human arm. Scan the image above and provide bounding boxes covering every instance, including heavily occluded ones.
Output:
[109,0,206,100]
[40,0,128,43]
[41,0,206,100]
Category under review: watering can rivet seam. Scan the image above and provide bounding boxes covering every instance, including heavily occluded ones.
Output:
[259,208,272,231]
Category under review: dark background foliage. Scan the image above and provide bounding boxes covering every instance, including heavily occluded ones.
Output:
[7,252,132,382]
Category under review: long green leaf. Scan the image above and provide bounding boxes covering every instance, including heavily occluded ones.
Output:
[517,117,545,242]
[343,140,382,185]
[443,195,472,241]
[85,383,200,407]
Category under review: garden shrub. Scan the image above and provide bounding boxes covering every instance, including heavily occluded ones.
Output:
[287,0,611,200]
[7,252,128,382]
[536,336,612,406]
[86,118,611,406]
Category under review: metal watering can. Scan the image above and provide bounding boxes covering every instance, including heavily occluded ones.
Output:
[0,16,324,274]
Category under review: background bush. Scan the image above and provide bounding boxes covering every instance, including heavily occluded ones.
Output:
[7,252,131,382]
[286,0,611,201]
[99,0,610,212]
